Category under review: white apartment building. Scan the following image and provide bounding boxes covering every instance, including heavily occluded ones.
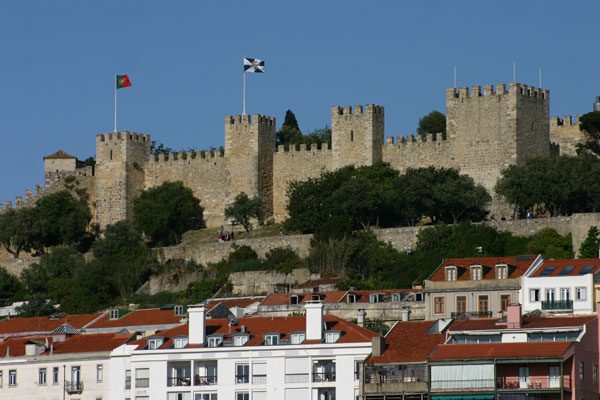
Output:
[110,302,377,400]
[520,258,600,315]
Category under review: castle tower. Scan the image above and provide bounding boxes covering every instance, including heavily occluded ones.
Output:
[94,132,150,229]
[445,83,550,195]
[225,114,276,216]
[331,104,384,169]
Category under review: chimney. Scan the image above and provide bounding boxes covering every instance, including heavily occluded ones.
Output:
[357,309,366,328]
[25,343,43,357]
[401,308,410,322]
[188,305,206,345]
[594,96,600,112]
[371,336,385,356]
[305,301,324,341]
[506,304,522,329]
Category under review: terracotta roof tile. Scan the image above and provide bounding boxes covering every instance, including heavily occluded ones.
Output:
[261,289,420,306]
[531,258,600,277]
[205,297,265,311]
[0,333,132,358]
[449,315,596,332]
[429,341,573,361]
[295,278,343,289]
[88,308,184,329]
[0,313,102,336]
[428,255,538,282]
[43,150,77,160]
[367,321,447,364]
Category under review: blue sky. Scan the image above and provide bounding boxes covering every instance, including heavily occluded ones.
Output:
[1,0,599,201]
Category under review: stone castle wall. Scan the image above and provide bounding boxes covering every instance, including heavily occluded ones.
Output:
[550,115,586,156]
[382,133,454,173]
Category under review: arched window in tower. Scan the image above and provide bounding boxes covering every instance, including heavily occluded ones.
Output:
[350,130,354,142]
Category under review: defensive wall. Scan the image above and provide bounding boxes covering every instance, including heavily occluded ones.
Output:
[550,115,587,156]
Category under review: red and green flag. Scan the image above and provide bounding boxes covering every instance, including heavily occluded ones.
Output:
[116,75,132,89]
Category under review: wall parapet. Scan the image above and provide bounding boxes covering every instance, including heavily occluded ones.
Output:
[550,115,581,127]
[331,104,384,116]
[96,131,150,143]
[385,132,447,145]
[225,114,276,127]
[150,149,225,163]
[275,143,330,152]
[0,184,44,212]
[446,83,548,100]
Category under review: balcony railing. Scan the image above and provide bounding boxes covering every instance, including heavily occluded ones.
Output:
[431,379,495,391]
[167,376,192,387]
[497,375,571,390]
[252,375,267,385]
[542,300,573,311]
[235,374,249,384]
[285,373,309,384]
[195,375,218,386]
[65,381,84,394]
[135,378,149,388]
[451,311,493,319]
[313,372,336,382]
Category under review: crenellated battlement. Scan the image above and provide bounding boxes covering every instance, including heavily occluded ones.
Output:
[96,131,150,143]
[225,114,276,127]
[0,185,44,213]
[385,132,448,145]
[275,142,330,153]
[150,148,226,163]
[446,83,549,100]
[550,115,581,127]
[331,104,384,116]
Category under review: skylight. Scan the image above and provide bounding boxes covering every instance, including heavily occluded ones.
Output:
[579,265,594,275]
[558,265,575,276]
[540,266,556,276]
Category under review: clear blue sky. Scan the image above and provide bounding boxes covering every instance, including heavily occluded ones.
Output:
[1,0,599,201]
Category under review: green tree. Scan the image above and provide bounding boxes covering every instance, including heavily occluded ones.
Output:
[264,247,304,273]
[527,228,573,259]
[0,267,23,303]
[35,191,91,248]
[150,141,174,156]
[578,226,600,258]
[187,280,221,303]
[133,181,205,246]
[302,126,332,147]
[224,192,265,232]
[0,208,40,258]
[15,294,55,317]
[577,111,600,156]
[417,110,446,136]
[276,110,303,146]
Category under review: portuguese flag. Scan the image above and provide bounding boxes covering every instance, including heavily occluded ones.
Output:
[116,75,132,89]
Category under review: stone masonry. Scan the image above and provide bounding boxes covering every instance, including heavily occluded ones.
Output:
[30,82,588,230]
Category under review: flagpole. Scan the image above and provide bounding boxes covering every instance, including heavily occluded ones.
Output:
[242,70,246,115]
[114,74,118,133]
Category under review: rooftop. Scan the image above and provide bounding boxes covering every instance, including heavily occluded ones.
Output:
[260,289,421,306]
[429,341,573,362]
[449,315,596,332]
[86,308,185,329]
[0,313,102,336]
[530,258,600,277]
[43,149,77,160]
[428,255,538,282]
[294,277,343,289]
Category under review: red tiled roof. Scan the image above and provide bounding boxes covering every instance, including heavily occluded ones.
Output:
[531,258,600,277]
[428,255,538,282]
[133,314,378,349]
[0,333,132,357]
[429,341,573,361]
[449,315,596,332]
[0,313,102,335]
[205,297,264,311]
[43,150,77,160]
[88,308,183,329]
[295,278,343,289]
[367,321,447,364]
[260,289,420,306]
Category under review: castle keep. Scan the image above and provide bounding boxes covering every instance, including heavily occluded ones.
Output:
[10,82,589,229]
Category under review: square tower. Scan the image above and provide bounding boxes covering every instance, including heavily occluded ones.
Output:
[331,104,384,170]
[225,114,276,216]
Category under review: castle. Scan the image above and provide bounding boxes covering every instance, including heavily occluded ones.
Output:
[4,82,595,229]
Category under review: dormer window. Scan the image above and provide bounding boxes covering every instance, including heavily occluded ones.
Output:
[290,332,305,344]
[445,267,457,281]
[471,266,482,281]
[369,293,384,303]
[233,334,249,347]
[173,337,188,349]
[207,336,223,348]
[324,331,341,343]
[290,295,300,305]
[174,305,184,316]
[264,334,280,346]
[347,293,357,303]
[147,337,164,350]
[311,294,321,301]
[496,265,508,280]
[109,309,120,320]
[391,293,401,302]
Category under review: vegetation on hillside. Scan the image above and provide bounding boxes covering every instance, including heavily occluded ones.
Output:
[577,111,600,156]
[224,192,265,232]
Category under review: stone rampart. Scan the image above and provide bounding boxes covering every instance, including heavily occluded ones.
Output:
[228,268,313,295]
[550,115,586,156]
[382,133,455,174]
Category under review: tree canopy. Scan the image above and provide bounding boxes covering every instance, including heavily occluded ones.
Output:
[224,192,265,232]
[495,155,600,217]
[276,110,303,146]
[578,226,600,258]
[133,181,205,246]
[36,191,92,249]
[577,111,600,156]
[0,208,39,258]
[417,110,446,136]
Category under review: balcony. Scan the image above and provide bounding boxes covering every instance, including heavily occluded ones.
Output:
[313,372,336,382]
[364,365,428,395]
[65,381,84,394]
[285,373,309,384]
[541,300,573,311]
[252,374,267,385]
[431,379,495,391]
[194,375,217,386]
[497,375,571,390]
[236,374,250,384]
[451,311,493,319]
[167,376,192,387]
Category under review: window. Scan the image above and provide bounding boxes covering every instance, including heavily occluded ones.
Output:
[478,295,489,314]
[148,338,163,350]
[391,293,401,302]
[195,394,217,400]
[579,265,594,275]
[576,287,587,301]
[53,367,59,384]
[236,393,249,400]
[500,294,511,312]
[540,266,556,276]
[346,293,357,303]
[109,309,120,319]
[8,370,16,386]
[233,335,249,347]
[545,288,555,302]
[580,361,585,381]
[594,364,598,384]
[369,293,384,303]
[559,266,575,276]
[560,288,571,301]
[433,296,445,314]
[496,265,508,279]
[39,368,47,385]
[311,294,321,301]
[0,370,2,387]
[167,393,191,400]
[445,267,457,281]
[207,336,223,348]
[325,332,340,343]
[290,295,299,305]
[236,364,249,384]
[264,334,279,346]
[350,130,354,142]
[135,368,149,388]
[290,332,305,345]
[173,337,189,349]
[530,288,540,302]
[471,266,482,280]
[125,370,131,389]
[455,296,466,314]
[174,305,184,316]
[96,364,103,382]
